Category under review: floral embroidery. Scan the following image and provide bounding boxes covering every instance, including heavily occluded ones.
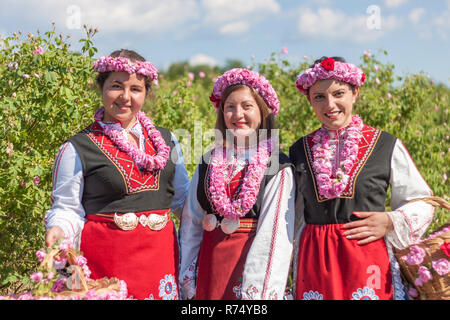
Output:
[351,286,379,300]
[243,285,259,300]
[233,283,242,300]
[158,274,178,300]
[303,290,323,300]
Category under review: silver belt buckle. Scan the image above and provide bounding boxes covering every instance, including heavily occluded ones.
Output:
[114,212,139,231]
[114,212,169,231]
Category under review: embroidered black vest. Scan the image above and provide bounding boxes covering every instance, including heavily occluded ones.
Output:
[289,126,397,225]
[196,150,292,220]
[68,122,176,215]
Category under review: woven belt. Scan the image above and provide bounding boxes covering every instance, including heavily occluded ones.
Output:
[237,218,258,232]
[93,210,170,231]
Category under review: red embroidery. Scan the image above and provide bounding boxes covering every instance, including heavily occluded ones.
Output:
[305,125,381,201]
[262,168,285,298]
[86,122,161,193]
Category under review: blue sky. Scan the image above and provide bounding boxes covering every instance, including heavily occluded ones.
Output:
[1,0,449,84]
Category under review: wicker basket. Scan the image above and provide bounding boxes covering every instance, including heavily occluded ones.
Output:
[394,197,450,300]
[1,246,127,300]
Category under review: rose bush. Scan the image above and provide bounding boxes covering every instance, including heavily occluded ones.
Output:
[0,26,448,295]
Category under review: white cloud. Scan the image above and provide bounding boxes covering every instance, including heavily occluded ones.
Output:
[189,53,219,67]
[384,0,408,8]
[409,8,425,24]
[201,0,280,35]
[16,0,200,34]
[433,9,450,40]
[297,7,402,43]
[219,21,250,35]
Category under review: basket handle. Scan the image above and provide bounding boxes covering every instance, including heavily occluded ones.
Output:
[39,248,89,292]
[408,196,450,211]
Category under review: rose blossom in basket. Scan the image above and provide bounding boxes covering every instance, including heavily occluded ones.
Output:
[440,241,450,257]
[416,266,433,286]
[404,245,426,265]
[432,258,450,276]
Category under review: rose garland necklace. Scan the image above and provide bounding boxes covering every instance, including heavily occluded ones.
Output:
[203,139,272,234]
[94,107,170,171]
[311,114,364,199]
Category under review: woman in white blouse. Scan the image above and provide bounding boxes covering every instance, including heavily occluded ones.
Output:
[178,68,295,300]
[290,56,434,300]
[44,49,189,300]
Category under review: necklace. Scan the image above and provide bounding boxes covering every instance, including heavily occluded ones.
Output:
[311,114,363,199]
[203,139,272,234]
[94,107,170,172]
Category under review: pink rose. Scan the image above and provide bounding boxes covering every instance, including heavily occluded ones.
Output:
[432,258,450,276]
[30,272,43,283]
[35,249,46,262]
[75,255,87,267]
[405,245,426,265]
[408,287,418,297]
[417,266,433,283]
[33,176,40,185]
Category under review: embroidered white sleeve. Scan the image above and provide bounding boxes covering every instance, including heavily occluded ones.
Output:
[385,139,434,250]
[169,132,190,217]
[44,142,86,248]
[241,167,295,300]
[178,167,205,300]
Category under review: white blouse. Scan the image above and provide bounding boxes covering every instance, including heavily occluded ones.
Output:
[178,146,296,300]
[44,121,190,248]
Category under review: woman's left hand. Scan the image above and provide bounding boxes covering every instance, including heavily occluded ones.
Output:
[343,211,394,245]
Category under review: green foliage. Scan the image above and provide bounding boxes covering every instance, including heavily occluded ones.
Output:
[0,26,448,295]
[0,25,99,293]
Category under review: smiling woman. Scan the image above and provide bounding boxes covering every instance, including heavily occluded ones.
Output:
[290,56,435,300]
[179,68,295,300]
[44,49,190,300]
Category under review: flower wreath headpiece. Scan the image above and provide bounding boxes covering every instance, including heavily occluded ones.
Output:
[92,56,159,81]
[210,68,280,116]
[295,58,366,95]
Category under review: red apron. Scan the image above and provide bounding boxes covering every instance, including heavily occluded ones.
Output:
[295,224,393,300]
[195,167,258,300]
[195,221,257,300]
[80,210,179,300]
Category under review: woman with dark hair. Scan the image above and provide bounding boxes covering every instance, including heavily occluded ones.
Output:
[289,56,434,300]
[178,68,295,300]
[44,49,190,300]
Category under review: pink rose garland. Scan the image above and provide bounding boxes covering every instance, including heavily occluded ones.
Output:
[296,58,366,95]
[208,139,272,221]
[311,114,364,199]
[92,56,158,81]
[94,107,170,172]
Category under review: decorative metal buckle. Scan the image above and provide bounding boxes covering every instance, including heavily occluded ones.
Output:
[113,212,139,231]
[114,212,169,231]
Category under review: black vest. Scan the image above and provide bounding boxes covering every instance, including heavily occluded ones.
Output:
[68,123,176,215]
[196,150,292,220]
[289,129,397,225]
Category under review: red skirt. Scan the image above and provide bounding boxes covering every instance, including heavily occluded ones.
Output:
[80,210,179,300]
[295,224,393,300]
[195,219,257,300]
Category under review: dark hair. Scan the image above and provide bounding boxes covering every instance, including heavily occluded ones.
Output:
[95,49,153,94]
[215,84,276,144]
[309,56,347,68]
[306,56,356,97]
